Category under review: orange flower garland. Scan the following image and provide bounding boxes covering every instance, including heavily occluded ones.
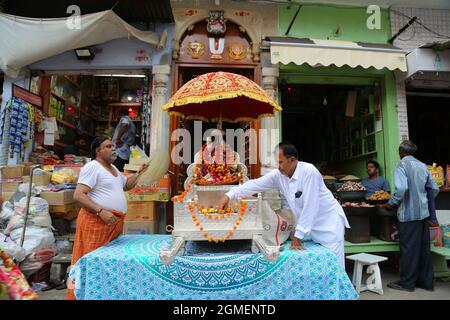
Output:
[170,144,249,244]
[188,200,247,243]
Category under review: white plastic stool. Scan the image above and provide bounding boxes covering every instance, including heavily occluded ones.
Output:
[346,253,388,295]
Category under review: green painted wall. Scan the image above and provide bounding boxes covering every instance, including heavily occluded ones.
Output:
[276,4,400,186]
[278,67,399,187]
[279,4,391,43]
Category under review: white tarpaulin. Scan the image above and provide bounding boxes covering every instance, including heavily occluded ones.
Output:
[0,10,161,78]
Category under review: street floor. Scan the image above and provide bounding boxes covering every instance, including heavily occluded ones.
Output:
[36,269,450,300]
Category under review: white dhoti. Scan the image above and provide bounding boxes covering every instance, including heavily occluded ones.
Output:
[320,215,346,271]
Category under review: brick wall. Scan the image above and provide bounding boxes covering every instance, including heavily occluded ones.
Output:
[390,7,450,142]
[396,81,409,141]
[390,7,450,52]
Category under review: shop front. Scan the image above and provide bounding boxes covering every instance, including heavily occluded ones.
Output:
[268,4,407,185]
[167,1,279,225]
[0,7,176,291]
[403,44,450,212]
[260,4,408,249]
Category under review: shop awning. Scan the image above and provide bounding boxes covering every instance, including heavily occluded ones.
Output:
[407,45,450,78]
[0,10,162,78]
[265,37,407,72]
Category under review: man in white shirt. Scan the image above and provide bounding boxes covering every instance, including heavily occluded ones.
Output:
[219,143,350,269]
[66,136,148,300]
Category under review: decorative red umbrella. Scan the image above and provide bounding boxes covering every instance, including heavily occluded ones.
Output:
[161,71,281,123]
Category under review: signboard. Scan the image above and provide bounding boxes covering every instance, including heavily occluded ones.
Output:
[12,84,43,108]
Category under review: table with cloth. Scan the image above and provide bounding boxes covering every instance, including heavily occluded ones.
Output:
[69,235,358,300]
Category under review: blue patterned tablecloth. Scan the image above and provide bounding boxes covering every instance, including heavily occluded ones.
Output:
[69,235,358,300]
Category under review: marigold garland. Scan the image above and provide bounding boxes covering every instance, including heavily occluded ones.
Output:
[188,200,247,243]
[170,144,249,243]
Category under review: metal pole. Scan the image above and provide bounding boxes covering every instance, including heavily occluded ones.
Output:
[19,165,40,248]
[285,4,302,36]
[389,17,417,44]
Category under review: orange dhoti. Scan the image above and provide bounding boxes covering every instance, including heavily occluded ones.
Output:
[65,208,124,300]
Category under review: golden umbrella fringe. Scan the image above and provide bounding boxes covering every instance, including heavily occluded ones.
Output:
[168,112,278,123]
[161,90,282,112]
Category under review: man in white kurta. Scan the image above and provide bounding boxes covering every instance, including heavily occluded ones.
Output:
[219,143,350,269]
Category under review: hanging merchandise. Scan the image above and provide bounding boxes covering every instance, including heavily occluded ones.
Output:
[0,95,45,163]
[141,76,150,149]
[0,97,30,158]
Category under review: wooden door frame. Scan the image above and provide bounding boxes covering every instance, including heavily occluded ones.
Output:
[167,62,262,226]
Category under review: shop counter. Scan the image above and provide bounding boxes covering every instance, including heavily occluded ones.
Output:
[69,235,358,300]
[436,189,450,210]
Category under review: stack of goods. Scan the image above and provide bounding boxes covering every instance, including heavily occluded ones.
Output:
[337,181,373,243]
[29,150,62,166]
[1,166,25,202]
[337,181,366,192]
[367,190,391,202]
[63,155,84,165]
[123,147,160,235]
[126,175,171,202]
[22,169,52,187]
[0,195,56,283]
[39,167,78,223]
[428,164,445,188]
[342,202,374,208]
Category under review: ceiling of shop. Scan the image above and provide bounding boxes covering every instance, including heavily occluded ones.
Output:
[2,0,174,23]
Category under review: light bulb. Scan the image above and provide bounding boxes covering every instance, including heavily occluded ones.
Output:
[323,97,328,106]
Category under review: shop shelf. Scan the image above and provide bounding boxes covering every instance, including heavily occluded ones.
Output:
[54,140,69,148]
[56,118,76,129]
[107,102,141,107]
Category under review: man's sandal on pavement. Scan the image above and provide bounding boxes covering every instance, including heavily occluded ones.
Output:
[387,281,415,292]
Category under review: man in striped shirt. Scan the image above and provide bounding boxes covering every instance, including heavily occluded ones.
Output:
[381,140,439,292]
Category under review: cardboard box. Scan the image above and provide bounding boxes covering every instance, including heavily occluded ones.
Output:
[1,192,15,202]
[1,165,24,179]
[23,174,51,186]
[122,220,158,235]
[40,190,75,206]
[125,175,171,202]
[22,162,34,176]
[126,193,170,202]
[129,157,150,167]
[126,201,156,221]
[49,203,80,221]
[124,164,141,172]
[1,182,20,193]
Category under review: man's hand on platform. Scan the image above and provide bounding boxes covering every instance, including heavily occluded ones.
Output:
[290,236,305,250]
[99,209,118,225]
[379,203,393,210]
[218,195,230,211]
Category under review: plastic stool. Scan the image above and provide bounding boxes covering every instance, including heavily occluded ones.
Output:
[346,253,388,295]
